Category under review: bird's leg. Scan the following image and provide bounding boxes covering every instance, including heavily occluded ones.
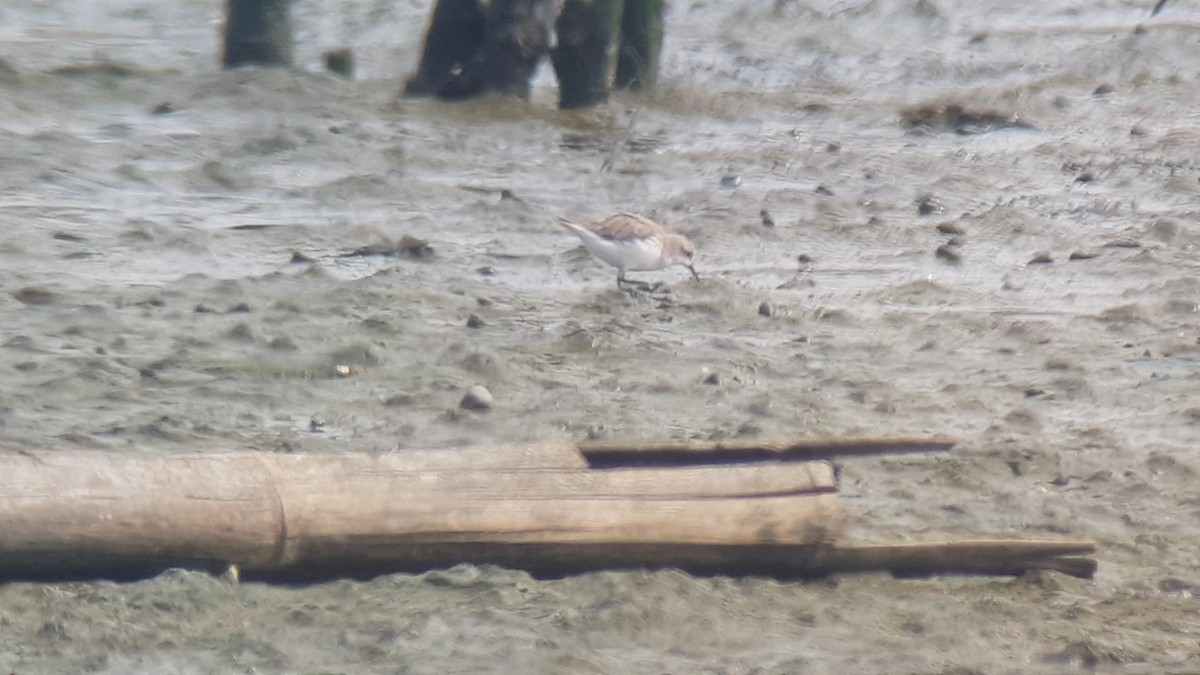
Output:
[617,271,653,293]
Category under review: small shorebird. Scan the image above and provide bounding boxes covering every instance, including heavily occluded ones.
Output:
[557,214,699,290]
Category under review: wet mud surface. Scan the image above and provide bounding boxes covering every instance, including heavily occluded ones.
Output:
[1,0,1198,672]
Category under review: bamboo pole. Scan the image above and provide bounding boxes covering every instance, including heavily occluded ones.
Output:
[0,448,843,581]
[578,436,957,467]
[806,540,1099,579]
[0,441,1097,582]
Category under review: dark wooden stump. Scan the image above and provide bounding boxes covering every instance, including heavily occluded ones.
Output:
[403,0,487,98]
[222,0,293,69]
[405,0,560,101]
[480,0,560,98]
[614,0,663,90]
[551,0,625,109]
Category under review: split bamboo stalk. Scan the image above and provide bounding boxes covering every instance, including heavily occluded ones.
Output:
[0,448,843,581]
[805,540,1099,579]
[579,435,957,467]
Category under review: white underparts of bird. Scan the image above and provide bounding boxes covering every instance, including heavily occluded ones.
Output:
[557,214,699,289]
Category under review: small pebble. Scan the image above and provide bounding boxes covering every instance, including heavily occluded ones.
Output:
[758,301,775,317]
[267,336,297,351]
[760,208,775,228]
[225,322,255,342]
[797,253,813,264]
[935,243,961,264]
[814,185,833,196]
[477,266,496,276]
[916,194,944,216]
[151,101,176,115]
[13,287,54,305]
[720,174,742,189]
[334,365,364,379]
[936,222,964,235]
[466,314,486,329]
[1028,252,1054,264]
[736,422,762,437]
[384,392,416,407]
[220,564,240,585]
[460,384,494,411]
[1149,218,1179,242]
[1103,238,1141,249]
[323,48,354,78]
[1068,251,1099,261]
[703,372,722,385]
[1044,358,1072,371]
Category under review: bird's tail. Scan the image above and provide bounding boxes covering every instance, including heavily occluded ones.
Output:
[556,216,586,235]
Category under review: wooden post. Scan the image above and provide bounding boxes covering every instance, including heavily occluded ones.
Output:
[405,0,561,100]
[551,0,625,109]
[479,0,560,98]
[222,0,293,68]
[403,0,487,98]
[614,0,663,90]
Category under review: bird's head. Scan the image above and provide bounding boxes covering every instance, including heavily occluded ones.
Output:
[665,234,699,281]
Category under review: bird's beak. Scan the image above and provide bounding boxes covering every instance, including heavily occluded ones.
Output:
[687,264,699,281]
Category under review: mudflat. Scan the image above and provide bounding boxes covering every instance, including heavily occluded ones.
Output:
[0,0,1197,672]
